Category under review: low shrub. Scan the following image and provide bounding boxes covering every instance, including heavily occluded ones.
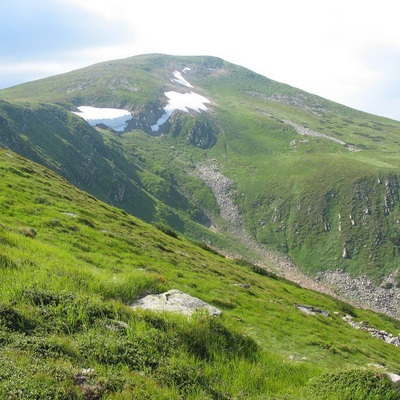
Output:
[0,304,36,333]
[155,223,179,239]
[336,299,358,318]
[0,253,18,269]
[190,240,222,256]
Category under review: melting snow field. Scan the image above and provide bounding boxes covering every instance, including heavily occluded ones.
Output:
[171,70,193,88]
[73,69,210,134]
[151,91,210,132]
[73,106,133,132]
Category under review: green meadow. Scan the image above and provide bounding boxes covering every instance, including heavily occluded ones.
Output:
[0,148,400,398]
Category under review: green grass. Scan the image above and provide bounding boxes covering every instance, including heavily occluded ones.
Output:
[0,148,399,398]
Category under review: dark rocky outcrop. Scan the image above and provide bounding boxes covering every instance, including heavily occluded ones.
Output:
[186,120,217,149]
[169,114,218,149]
[128,100,166,134]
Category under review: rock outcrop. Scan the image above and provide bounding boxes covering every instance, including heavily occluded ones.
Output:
[186,120,217,149]
[343,314,400,347]
[131,289,222,316]
[128,101,166,134]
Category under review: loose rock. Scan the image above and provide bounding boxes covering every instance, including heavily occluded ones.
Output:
[343,315,400,347]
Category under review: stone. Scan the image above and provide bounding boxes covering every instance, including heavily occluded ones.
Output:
[388,373,400,387]
[131,289,222,316]
[106,320,130,332]
[367,363,385,369]
[233,283,251,289]
[343,316,400,348]
[317,269,400,320]
[62,212,78,218]
[288,355,308,361]
[389,337,400,347]
[296,304,329,317]
[19,227,37,238]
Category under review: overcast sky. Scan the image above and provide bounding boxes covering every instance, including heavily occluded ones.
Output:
[1,0,399,120]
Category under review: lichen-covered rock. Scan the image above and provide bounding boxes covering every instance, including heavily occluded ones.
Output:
[131,289,222,316]
[186,120,217,149]
[295,304,329,317]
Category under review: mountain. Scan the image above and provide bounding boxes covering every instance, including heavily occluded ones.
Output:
[0,147,400,398]
[2,54,400,315]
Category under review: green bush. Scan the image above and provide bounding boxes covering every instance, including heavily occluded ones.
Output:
[336,299,358,318]
[155,223,179,239]
[0,357,79,399]
[178,315,258,361]
[190,240,223,256]
[0,253,18,269]
[0,304,36,333]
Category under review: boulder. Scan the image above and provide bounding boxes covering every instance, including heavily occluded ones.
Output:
[296,304,329,317]
[131,289,222,316]
[388,373,400,387]
[389,337,400,347]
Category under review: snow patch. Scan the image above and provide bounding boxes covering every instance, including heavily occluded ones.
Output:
[171,70,193,88]
[151,91,210,132]
[73,106,132,132]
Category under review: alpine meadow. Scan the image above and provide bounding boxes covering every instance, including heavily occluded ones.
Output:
[1,54,400,399]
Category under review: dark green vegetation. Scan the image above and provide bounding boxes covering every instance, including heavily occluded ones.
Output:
[2,54,400,282]
[0,148,400,398]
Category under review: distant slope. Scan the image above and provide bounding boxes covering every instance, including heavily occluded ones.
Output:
[2,53,400,303]
[0,147,400,398]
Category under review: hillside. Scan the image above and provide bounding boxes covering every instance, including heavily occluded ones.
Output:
[2,54,400,314]
[1,147,400,398]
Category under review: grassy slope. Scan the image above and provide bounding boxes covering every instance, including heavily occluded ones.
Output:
[0,98,219,234]
[1,148,400,398]
[2,54,400,282]
[190,60,400,280]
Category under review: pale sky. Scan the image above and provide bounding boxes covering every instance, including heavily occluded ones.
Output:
[1,0,400,120]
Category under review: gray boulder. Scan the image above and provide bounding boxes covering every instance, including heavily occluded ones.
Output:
[388,373,400,387]
[296,304,329,317]
[131,289,222,316]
